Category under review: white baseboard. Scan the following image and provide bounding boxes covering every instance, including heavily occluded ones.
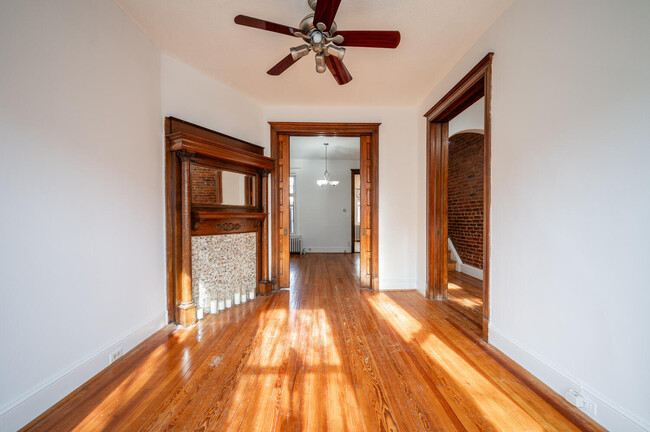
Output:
[303,247,350,253]
[416,280,427,296]
[459,263,484,280]
[378,279,417,291]
[447,239,484,281]
[489,327,649,432]
[0,311,168,431]
[448,238,463,266]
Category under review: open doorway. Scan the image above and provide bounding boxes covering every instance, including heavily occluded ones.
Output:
[288,137,360,259]
[447,119,485,333]
[425,53,492,340]
[270,122,380,290]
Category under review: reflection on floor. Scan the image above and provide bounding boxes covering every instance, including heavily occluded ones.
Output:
[23,254,604,431]
[448,270,484,336]
[291,253,360,288]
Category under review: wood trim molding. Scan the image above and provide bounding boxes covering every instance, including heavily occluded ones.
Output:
[269,122,381,136]
[168,133,274,170]
[426,122,449,300]
[424,53,493,341]
[350,169,360,254]
[166,117,264,155]
[269,122,380,290]
[370,131,379,289]
[424,53,493,122]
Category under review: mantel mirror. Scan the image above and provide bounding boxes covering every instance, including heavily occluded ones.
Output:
[190,164,257,207]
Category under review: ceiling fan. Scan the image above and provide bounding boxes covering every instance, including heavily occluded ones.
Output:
[234,0,401,85]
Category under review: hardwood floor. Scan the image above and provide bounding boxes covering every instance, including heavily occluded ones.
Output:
[447,270,484,337]
[23,254,604,431]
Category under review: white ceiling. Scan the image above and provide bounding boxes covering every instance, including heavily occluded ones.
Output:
[114,0,513,107]
[290,136,359,160]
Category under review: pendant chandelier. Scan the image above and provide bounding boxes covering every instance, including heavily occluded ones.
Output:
[316,143,339,187]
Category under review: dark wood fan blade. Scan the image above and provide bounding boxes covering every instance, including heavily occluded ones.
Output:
[313,0,342,31]
[234,15,299,37]
[325,56,352,85]
[267,54,300,76]
[334,31,401,48]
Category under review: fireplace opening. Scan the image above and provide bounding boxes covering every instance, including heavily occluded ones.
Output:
[191,233,257,313]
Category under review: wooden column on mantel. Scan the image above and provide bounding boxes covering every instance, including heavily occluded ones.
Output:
[177,149,196,326]
[258,169,272,296]
[165,117,275,326]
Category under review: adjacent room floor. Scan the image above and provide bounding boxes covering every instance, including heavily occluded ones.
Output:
[23,254,603,431]
[447,270,484,338]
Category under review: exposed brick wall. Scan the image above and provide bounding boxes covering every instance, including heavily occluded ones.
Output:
[448,132,484,269]
[191,165,218,204]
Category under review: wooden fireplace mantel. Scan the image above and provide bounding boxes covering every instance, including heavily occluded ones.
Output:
[168,132,274,171]
[191,210,267,235]
[165,117,274,326]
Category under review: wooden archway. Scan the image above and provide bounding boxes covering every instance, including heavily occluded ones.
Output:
[424,53,493,340]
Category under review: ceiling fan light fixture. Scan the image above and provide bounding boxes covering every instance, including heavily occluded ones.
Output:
[315,53,326,73]
[311,30,324,44]
[290,44,311,60]
[328,34,344,45]
[234,0,401,85]
[325,44,345,60]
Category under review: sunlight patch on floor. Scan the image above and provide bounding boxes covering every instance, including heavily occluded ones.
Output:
[369,293,546,431]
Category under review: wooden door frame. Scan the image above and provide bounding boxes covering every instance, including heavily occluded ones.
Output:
[350,169,360,253]
[269,122,380,290]
[424,53,493,340]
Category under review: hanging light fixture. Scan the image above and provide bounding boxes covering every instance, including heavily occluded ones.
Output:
[316,143,339,187]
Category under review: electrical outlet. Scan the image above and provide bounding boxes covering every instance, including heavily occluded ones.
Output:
[565,389,596,417]
[581,395,596,417]
[109,347,123,364]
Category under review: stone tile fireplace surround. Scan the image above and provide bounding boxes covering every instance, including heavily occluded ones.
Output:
[191,233,257,312]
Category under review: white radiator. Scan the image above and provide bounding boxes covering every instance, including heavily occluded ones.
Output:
[290,236,302,254]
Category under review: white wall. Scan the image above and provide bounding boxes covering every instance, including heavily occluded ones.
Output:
[264,107,419,290]
[161,54,265,145]
[0,1,166,430]
[0,7,268,430]
[290,157,359,253]
[449,97,484,136]
[417,0,650,430]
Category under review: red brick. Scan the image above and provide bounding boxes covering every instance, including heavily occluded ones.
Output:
[448,132,484,269]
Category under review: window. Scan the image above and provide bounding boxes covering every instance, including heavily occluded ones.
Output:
[289,175,296,234]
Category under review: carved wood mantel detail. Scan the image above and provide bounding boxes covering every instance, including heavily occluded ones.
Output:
[165,117,274,326]
[216,222,240,231]
[176,149,195,162]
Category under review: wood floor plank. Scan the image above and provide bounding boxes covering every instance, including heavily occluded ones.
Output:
[21,254,606,432]
[138,307,262,430]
